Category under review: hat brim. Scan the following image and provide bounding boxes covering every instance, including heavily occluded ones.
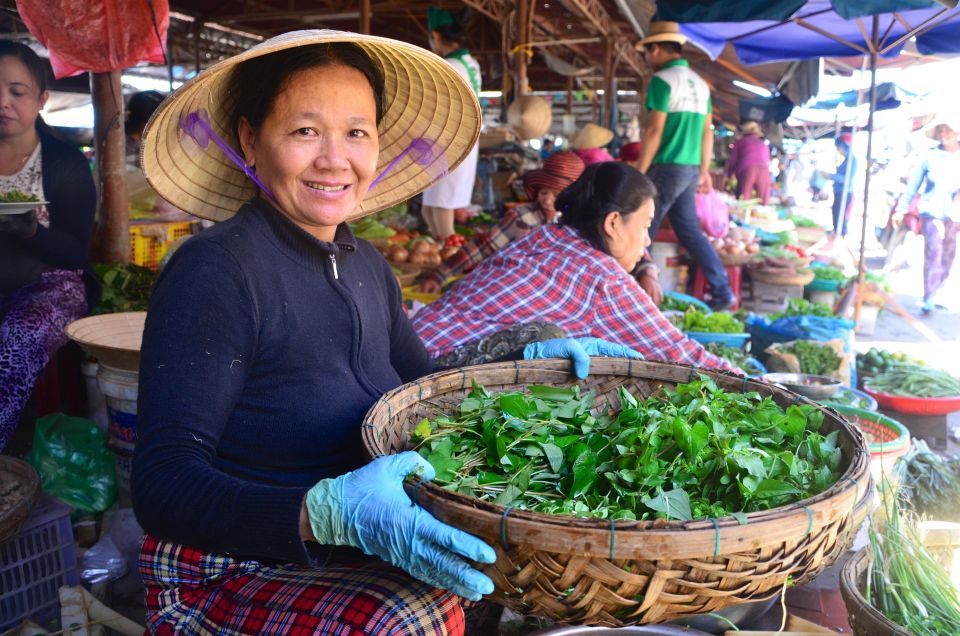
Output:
[925,119,959,139]
[572,127,614,149]
[141,30,482,222]
[635,33,688,49]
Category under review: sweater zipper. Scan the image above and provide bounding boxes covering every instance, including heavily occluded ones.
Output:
[329,253,339,279]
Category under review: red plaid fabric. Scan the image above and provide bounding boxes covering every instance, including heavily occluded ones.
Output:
[140,535,466,635]
[413,224,736,373]
[427,203,548,286]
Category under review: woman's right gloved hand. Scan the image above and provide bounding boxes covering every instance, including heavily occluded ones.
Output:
[304,452,496,601]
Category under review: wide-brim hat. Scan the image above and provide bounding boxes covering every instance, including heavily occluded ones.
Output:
[506,95,553,140]
[572,122,614,150]
[636,21,688,48]
[925,115,960,140]
[524,151,585,198]
[141,29,482,222]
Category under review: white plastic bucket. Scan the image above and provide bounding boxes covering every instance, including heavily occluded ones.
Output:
[81,361,108,431]
[650,241,686,293]
[96,365,139,506]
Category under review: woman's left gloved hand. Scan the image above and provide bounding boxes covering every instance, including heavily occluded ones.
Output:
[0,210,37,238]
[524,337,644,379]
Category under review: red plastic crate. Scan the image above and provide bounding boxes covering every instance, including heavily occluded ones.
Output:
[0,494,79,631]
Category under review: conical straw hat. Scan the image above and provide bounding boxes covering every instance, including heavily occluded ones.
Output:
[141,29,482,222]
[507,95,553,140]
[65,312,146,372]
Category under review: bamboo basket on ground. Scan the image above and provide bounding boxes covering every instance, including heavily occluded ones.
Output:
[747,266,815,286]
[839,548,910,636]
[362,359,873,627]
[0,457,41,544]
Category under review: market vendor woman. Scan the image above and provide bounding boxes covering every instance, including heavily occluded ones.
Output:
[133,30,637,635]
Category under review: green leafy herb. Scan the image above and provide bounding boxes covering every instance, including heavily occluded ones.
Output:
[813,266,848,282]
[671,308,745,334]
[779,341,843,376]
[0,189,39,203]
[770,298,834,321]
[411,377,842,521]
[91,263,157,315]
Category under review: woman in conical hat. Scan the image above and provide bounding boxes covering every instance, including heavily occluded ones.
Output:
[134,29,640,634]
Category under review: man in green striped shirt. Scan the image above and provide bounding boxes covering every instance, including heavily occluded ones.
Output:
[636,21,734,310]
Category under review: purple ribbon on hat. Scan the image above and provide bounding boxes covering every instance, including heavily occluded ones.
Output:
[179,110,277,202]
[369,137,448,190]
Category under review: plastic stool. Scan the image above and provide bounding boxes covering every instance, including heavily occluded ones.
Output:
[691,265,742,310]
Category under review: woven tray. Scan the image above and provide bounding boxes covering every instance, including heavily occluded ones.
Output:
[718,252,754,267]
[839,548,910,636]
[65,312,145,372]
[748,266,815,286]
[0,457,41,544]
[362,358,872,626]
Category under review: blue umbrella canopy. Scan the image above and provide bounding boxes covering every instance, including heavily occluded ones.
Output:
[677,0,960,63]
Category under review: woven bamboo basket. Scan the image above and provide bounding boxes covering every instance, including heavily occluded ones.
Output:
[747,266,815,286]
[718,252,754,267]
[839,548,911,636]
[0,457,41,544]
[362,359,873,626]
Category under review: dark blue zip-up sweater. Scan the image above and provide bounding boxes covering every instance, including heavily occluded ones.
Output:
[132,198,433,564]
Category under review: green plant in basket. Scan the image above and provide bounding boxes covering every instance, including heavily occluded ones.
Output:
[670,308,744,333]
[770,298,834,321]
[92,263,157,314]
[813,266,848,282]
[411,377,843,522]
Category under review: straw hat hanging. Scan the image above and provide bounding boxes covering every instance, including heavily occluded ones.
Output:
[141,30,482,222]
[572,122,614,150]
[506,95,553,140]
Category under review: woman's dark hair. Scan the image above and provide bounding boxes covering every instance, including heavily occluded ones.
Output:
[557,162,657,254]
[126,90,164,136]
[432,9,470,46]
[0,41,48,94]
[228,42,385,146]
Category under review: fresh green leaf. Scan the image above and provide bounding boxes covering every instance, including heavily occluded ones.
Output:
[642,488,692,521]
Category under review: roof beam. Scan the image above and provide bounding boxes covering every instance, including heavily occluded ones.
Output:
[554,0,645,75]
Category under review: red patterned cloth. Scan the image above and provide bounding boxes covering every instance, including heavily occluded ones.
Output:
[413,224,736,373]
[140,535,466,635]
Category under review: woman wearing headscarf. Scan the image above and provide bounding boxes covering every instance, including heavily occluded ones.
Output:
[133,30,636,635]
[572,122,615,165]
[421,7,482,239]
[726,120,771,204]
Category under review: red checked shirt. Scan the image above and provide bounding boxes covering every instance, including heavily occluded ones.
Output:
[427,202,547,285]
[413,224,737,372]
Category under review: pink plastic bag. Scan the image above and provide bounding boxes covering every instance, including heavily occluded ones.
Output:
[17,0,169,78]
[695,190,730,238]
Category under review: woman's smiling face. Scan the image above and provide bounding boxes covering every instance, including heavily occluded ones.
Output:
[239,64,379,242]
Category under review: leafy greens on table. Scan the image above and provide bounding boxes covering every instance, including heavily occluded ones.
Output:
[412,377,843,521]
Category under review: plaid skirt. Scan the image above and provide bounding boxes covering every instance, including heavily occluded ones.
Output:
[140,535,466,635]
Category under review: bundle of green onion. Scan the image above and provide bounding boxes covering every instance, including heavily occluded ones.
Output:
[866,498,960,635]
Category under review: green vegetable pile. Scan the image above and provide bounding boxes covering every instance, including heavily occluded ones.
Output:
[412,377,843,521]
[824,389,871,410]
[703,342,764,376]
[671,308,744,334]
[92,263,157,315]
[867,362,960,398]
[349,217,396,240]
[812,266,848,282]
[780,341,843,376]
[899,439,960,522]
[865,496,960,636]
[770,298,834,321]
[0,189,39,203]
[856,348,922,379]
[659,295,704,313]
[790,216,820,228]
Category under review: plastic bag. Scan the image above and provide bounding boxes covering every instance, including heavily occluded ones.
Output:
[17,0,169,78]
[695,190,730,238]
[764,339,850,385]
[25,413,117,515]
[747,314,858,387]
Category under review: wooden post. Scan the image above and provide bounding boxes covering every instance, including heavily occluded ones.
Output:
[91,71,129,264]
[515,0,534,96]
[603,36,614,128]
[359,0,371,34]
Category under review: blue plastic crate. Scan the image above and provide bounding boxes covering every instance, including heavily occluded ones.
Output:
[687,331,751,348]
[0,494,79,631]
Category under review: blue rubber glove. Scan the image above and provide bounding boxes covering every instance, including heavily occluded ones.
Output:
[305,452,496,601]
[524,337,644,379]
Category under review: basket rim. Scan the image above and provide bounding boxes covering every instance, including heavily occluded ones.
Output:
[839,548,911,636]
[826,405,910,453]
[362,358,873,559]
[0,456,41,543]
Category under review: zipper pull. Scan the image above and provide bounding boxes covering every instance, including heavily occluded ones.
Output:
[329,253,339,280]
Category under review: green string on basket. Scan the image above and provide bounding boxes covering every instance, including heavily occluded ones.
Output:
[513,360,520,384]
[500,506,514,549]
[711,518,722,557]
[459,368,467,390]
[802,506,814,537]
[609,518,616,560]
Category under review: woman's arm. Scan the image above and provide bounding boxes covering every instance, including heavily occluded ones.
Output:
[132,239,311,564]
[593,273,740,373]
[24,141,96,269]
